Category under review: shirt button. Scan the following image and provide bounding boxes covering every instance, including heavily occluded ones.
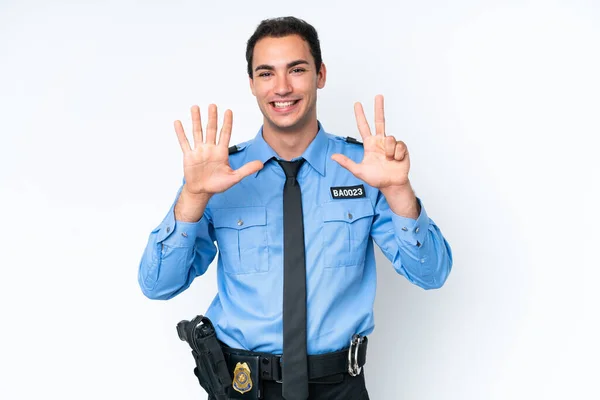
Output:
[420,258,425,264]
[237,219,244,226]
[415,227,420,233]
[347,213,353,220]
[401,227,408,231]
[166,226,171,233]
[181,232,188,238]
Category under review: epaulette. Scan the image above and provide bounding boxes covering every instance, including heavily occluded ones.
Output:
[228,142,249,155]
[345,136,363,145]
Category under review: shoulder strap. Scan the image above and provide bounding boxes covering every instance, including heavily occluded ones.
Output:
[345,136,363,145]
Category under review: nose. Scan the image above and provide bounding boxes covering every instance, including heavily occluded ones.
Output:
[274,74,292,97]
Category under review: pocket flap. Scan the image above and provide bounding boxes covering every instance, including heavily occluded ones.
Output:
[322,199,374,223]
[213,207,267,229]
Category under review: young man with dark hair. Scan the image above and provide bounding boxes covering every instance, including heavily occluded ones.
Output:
[139,16,452,400]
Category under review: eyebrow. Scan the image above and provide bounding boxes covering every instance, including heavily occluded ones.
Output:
[254,59,310,72]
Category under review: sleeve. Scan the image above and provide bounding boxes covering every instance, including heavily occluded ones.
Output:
[138,184,217,300]
[370,191,453,289]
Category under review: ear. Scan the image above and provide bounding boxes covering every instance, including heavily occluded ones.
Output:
[249,76,256,96]
[317,62,327,89]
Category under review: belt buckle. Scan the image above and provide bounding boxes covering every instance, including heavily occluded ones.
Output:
[347,334,364,377]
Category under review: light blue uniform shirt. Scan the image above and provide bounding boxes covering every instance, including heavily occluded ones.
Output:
[139,123,452,355]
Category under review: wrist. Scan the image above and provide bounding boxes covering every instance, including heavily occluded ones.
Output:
[381,183,420,219]
[380,183,414,199]
[175,186,212,223]
[181,184,213,204]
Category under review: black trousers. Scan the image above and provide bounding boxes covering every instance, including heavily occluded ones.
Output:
[208,370,369,400]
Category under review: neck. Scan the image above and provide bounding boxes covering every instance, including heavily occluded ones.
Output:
[262,119,319,161]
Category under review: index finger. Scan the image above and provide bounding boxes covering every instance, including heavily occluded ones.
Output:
[374,94,385,136]
[354,102,372,141]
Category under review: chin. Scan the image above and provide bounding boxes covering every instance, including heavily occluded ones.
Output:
[268,117,306,132]
[263,111,298,130]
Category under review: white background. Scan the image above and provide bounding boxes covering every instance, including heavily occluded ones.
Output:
[1,0,599,399]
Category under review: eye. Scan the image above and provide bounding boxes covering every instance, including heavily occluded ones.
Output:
[258,71,272,78]
[291,68,306,74]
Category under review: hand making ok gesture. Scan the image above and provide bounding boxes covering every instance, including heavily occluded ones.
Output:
[331,95,411,190]
[174,105,264,196]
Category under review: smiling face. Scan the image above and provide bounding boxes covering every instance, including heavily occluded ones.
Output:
[249,34,326,136]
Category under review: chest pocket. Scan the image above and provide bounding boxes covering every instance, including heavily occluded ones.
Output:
[212,207,269,275]
[322,199,374,268]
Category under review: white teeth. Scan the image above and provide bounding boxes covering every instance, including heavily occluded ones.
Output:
[273,101,296,108]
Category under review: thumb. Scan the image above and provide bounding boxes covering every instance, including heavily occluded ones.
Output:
[233,160,264,181]
[331,153,361,176]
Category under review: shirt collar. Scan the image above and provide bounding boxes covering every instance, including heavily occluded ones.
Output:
[245,127,279,171]
[300,121,328,176]
[245,121,329,177]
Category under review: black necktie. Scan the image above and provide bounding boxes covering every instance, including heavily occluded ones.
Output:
[276,158,309,400]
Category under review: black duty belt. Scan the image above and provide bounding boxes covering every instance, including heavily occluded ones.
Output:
[220,335,368,383]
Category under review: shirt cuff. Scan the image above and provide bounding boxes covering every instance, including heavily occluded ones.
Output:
[391,198,429,247]
[155,206,205,247]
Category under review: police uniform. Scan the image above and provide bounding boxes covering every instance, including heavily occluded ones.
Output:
[139,122,453,399]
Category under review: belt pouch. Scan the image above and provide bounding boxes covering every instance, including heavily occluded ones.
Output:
[227,354,260,399]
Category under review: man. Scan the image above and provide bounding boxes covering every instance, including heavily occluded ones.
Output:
[139,16,452,400]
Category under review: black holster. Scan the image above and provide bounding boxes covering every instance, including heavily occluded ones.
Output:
[177,315,232,400]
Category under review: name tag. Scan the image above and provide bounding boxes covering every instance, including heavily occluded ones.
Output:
[330,185,366,199]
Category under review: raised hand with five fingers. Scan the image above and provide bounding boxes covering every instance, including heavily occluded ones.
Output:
[173,104,264,222]
[331,95,420,219]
